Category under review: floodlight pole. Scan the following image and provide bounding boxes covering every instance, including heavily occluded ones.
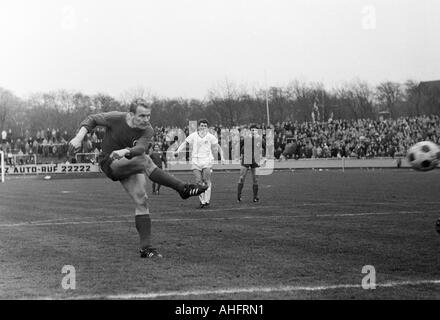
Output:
[265,70,270,127]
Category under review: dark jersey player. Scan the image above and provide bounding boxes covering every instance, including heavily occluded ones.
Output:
[68,99,207,259]
[237,124,266,203]
[149,144,167,195]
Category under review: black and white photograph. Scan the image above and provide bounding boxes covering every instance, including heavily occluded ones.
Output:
[0,0,439,305]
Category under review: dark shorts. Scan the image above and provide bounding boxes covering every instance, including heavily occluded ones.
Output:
[99,153,119,181]
[241,162,260,169]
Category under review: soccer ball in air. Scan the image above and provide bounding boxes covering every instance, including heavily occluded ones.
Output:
[406,141,440,172]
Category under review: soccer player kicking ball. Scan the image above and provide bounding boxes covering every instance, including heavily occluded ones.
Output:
[237,125,265,203]
[69,99,207,259]
[174,119,224,209]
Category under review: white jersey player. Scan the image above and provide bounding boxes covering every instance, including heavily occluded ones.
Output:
[174,119,223,208]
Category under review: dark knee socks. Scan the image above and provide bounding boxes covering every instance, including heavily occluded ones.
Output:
[237,182,244,199]
[253,184,258,198]
[135,215,151,250]
[149,167,185,192]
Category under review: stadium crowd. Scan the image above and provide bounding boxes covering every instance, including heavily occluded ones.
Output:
[272,115,440,160]
[1,115,439,164]
[151,115,440,160]
[0,127,105,165]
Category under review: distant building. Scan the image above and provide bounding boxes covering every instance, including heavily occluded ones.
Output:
[419,80,440,92]
[417,80,440,115]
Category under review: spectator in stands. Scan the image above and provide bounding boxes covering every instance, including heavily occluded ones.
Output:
[311,144,317,158]
[304,140,313,158]
[7,129,12,143]
[91,131,98,150]
[316,144,323,158]
[42,137,49,157]
[24,141,30,154]
[35,130,40,143]
[281,139,296,160]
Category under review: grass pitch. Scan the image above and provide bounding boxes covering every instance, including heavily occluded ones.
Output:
[0,169,439,299]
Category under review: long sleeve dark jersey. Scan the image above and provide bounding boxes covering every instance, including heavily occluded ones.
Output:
[150,152,167,168]
[79,111,154,157]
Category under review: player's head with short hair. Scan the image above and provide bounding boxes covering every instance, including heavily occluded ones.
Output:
[128,98,151,129]
[153,144,160,151]
[198,119,209,133]
[129,98,151,113]
[198,119,209,128]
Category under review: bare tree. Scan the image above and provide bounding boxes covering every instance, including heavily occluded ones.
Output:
[353,80,375,119]
[286,80,316,121]
[119,86,155,107]
[402,80,420,116]
[334,86,358,119]
[26,91,94,134]
[334,80,375,120]
[0,87,21,132]
[207,79,242,126]
[92,93,123,112]
[376,81,402,117]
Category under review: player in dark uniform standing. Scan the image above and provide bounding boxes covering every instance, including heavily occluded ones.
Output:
[69,99,207,258]
[150,144,167,195]
[237,124,265,203]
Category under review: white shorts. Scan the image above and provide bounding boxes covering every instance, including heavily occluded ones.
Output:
[191,158,213,171]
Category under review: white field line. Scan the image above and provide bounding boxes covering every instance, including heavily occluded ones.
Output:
[2,200,439,226]
[0,205,283,225]
[0,209,438,228]
[2,200,438,226]
[40,279,440,300]
[298,201,440,206]
[316,210,433,217]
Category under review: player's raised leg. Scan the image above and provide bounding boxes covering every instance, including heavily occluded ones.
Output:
[237,166,248,202]
[119,173,162,258]
[109,154,207,199]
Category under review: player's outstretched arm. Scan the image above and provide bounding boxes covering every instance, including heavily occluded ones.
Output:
[211,143,225,164]
[173,141,187,157]
[68,127,88,154]
[69,112,118,154]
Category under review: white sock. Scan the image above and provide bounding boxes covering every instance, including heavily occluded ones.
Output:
[205,182,212,203]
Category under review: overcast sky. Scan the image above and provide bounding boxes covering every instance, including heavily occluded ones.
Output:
[0,0,439,99]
